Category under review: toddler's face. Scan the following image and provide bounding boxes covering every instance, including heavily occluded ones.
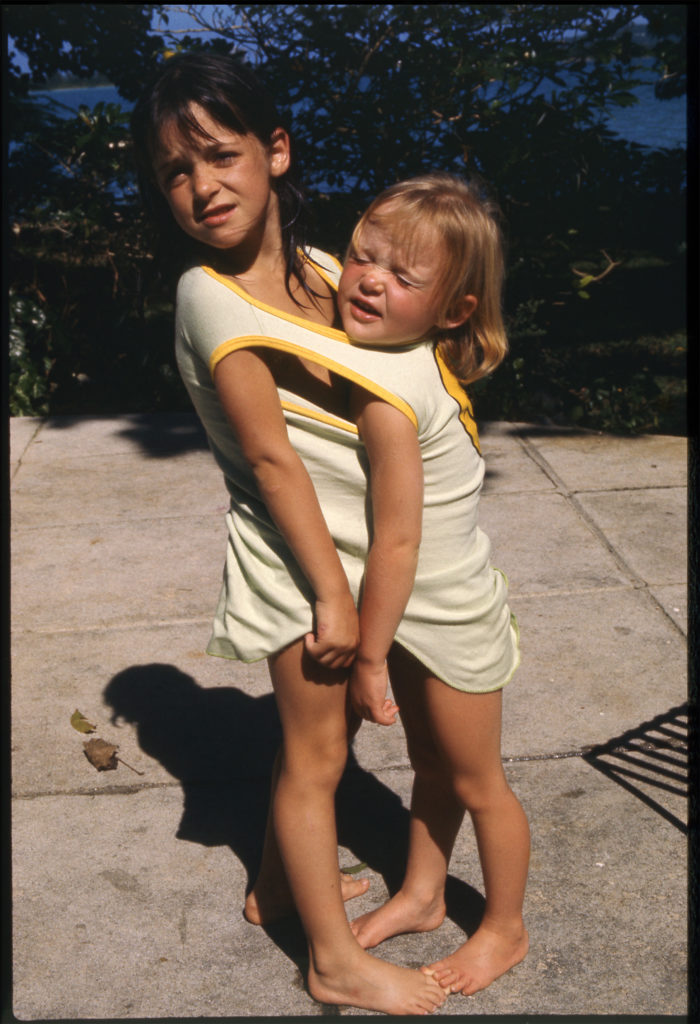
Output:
[337,219,446,348]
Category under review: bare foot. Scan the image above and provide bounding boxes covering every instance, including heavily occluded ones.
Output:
[350,890,446,949]
[244,871,369,926]
[308,947,447,1016]
[423,923,529,996]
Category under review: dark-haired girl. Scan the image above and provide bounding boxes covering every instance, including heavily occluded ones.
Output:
[131,52,446,1015]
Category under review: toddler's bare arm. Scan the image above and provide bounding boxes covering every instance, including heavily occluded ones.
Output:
[350,388,423,722]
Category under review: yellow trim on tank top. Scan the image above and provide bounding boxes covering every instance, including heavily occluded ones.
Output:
[434,349,481,454]
[202,259,348,343]
[281,400,359,436]
[209,335,418,430]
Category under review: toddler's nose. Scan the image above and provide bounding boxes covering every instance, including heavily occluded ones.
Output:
[359,267,384,293]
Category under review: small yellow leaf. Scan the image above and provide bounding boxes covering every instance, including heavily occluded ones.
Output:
[71,709,97,734]
[341,861,368,875]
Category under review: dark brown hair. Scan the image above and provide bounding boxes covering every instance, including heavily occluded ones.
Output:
[130,52,312,296]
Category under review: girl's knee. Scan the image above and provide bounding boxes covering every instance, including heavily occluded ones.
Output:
[282,733,348,787]
[405,733,446,782]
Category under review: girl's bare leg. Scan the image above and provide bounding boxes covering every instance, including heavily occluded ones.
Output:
[354,644,529,996]
[244,749,369,925]
[266,640,446,1015]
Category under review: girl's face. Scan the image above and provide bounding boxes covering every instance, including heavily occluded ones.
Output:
[154,104,290,255]
[338,217,465,348]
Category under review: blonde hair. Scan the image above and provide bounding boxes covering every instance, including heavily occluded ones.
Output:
[349,172,507,384]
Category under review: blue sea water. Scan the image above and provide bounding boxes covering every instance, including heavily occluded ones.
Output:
[32,77,687,151]
[30,84,127,115]
[603,80,687,149]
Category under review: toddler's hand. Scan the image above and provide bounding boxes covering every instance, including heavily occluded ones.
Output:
[350,659,399,726]
[304,593,359,669]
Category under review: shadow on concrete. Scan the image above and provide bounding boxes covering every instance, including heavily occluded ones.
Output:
[583,703,689,834]
[115,413,210,458]
[38,412,211,458]
[480,422,595,441]
[103,664,280,858]
[102,663,485,969]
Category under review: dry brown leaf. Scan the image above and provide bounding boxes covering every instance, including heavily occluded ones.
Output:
[83,738,119,771]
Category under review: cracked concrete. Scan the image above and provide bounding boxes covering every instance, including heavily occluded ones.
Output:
[9,413,688,1018]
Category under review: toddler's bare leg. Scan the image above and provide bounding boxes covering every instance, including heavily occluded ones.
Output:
[351,647,464,947]
[267,641,447,1015]
[420,676,529,995]
[244,749,369,925]
[354,644,529,996]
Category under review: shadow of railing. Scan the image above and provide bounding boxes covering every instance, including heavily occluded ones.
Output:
[582,703,688,834]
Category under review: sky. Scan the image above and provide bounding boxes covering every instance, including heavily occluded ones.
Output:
[151,5,219,45]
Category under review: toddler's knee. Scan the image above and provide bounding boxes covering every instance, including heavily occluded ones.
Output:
[452,772,512,815]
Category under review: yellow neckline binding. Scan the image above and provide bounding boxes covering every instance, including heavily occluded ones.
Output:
[201,251,349,344]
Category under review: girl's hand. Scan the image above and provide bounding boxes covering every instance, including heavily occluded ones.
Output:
[350,658,399,726]
[304,592,359,669]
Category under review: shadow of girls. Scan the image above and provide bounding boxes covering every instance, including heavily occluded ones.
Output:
[102,662,484,937]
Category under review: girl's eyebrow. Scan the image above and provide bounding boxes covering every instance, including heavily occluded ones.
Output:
[155,138,237,173]
[155,153,180,174]
[155,153,189,178]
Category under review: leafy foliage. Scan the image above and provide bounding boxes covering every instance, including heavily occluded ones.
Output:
[7,3,688,433]
[5,4,163,100]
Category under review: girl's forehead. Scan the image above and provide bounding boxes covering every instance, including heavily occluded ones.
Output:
[155,104,245,154]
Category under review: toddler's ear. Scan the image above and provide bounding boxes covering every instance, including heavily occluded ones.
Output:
[440,294,477,330]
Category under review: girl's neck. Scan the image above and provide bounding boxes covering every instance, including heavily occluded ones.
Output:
[208,244,287,292]
[209,242,338,328]
[204,188,287,286]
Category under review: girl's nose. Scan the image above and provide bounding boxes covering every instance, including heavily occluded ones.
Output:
[192,165,220,198]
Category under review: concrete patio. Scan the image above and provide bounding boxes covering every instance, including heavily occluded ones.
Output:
[9,412,688,1019]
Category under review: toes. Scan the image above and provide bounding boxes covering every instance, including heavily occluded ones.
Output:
[424,980,448,1007]
[340,874,370,902]
[459,980,478,996]
[423,964,449,980]
[423,963,463,992]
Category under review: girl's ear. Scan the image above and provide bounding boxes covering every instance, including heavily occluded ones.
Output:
[269,127,291,178]
[440,294,477,330]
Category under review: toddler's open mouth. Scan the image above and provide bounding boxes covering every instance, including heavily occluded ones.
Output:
[350,297,381,319]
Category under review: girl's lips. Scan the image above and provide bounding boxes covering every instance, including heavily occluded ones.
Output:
[199,205,235,226]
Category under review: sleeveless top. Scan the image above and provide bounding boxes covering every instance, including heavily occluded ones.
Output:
[174,249,519,692]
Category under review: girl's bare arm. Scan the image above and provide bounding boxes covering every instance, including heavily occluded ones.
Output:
[214,348,359,668]
[351,388,423,724]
